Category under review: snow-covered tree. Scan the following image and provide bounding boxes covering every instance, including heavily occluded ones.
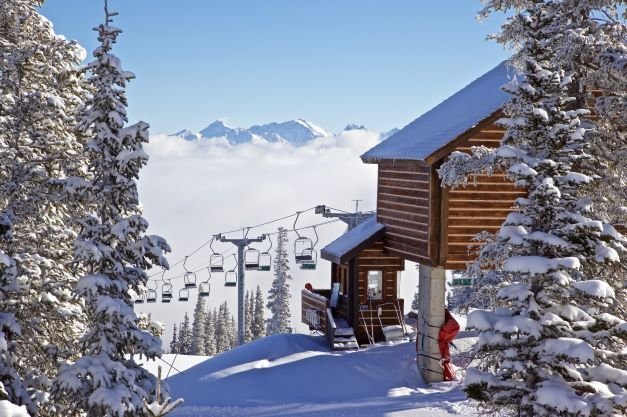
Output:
[229,316,237,349]
[439,2,627,416]
[244,291,253,343]
[178,314,192,355]
[252,285,266,339]
[266,228,291,335]
[191,295,206,355]
[52,5,171,416]
[203,308,216,356]
[0,0,90,414]
[169,324,178,354]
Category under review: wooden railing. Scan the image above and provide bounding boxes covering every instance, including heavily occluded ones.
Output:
[301,289,329,332]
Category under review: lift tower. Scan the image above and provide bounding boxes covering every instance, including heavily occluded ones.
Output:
[218,232,266,345]
[315,203,374,231]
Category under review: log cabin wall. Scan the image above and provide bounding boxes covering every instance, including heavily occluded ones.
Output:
[353,241,405,344]
[377,161,433,265]
[441,118,526,270]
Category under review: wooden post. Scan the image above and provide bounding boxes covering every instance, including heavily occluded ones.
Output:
[348,256,358,327]
[417,265,446,383]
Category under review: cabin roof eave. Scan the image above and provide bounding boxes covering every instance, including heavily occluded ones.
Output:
[321,216,386,264]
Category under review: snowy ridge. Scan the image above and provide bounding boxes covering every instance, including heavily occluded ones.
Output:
[172,119,333,146]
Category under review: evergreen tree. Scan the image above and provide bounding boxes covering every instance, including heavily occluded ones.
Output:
[266,228,291,335]
[229,316,238,349]
[203,308,216,356]
[178,314,192,355]
[169,324,178,354]
[244,290,253,343]
[191,295,207,355]
[252,285,266,339]
[52,4,171,416]
[0,0,89,413]
[440,2,626,416]
[214,303,230,354]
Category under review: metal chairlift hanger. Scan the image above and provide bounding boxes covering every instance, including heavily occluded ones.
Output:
[293,211,314,263]
[301,226,318,270]
[161,275,173,303]
[258,235,272,271]
[225,254,237,287]
[209,235,224,272]
[199,267,211,297]
[146,279,158,303]
[182,256,197,289]
[243,228,260,270]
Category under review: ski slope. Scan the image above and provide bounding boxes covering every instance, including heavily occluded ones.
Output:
[146,334,477,417]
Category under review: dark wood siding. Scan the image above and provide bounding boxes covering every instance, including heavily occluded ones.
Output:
[376,161,432,265]
[442,120,526,270]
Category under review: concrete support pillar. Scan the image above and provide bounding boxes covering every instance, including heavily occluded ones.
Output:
[417,265,446,383]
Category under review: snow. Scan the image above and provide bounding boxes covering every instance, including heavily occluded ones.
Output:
[189,119,331,146]
[572,280,615,299]
[361,61,512,162]
[321,215,385,263]
[535,380,592,416]
[0,401,30,417]
[151,334,477,417]
[536,338,595,362]
[503,256,580,275]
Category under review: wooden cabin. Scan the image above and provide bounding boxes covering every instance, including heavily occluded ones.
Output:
[301,216,407,349]
[301,62,523,377]
[360,62,523,270]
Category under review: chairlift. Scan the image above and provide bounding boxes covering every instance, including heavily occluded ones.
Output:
[293,211,314,263]
[209,235,224,272]
[299,226,319,270]
[199,268,211,297]
[225,254,237,288]
[258,235,272,271]
[182,257,197,289]
[146,278,158,303]
[178,287,189,302]
[134,290,146,304]
[300,249,317,270]
[245,247,260,270]
[161,280,173,303]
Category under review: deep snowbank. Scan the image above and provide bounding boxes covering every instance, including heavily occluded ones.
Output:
[159,333,476,416]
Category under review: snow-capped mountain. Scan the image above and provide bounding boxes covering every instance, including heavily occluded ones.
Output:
[172,119,332,146]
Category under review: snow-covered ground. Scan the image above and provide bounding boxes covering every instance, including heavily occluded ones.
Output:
[142,330,479,417]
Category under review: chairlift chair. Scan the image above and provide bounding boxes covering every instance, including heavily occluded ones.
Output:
[245,247,260,270]
[184,271,197,289]
[210,253,224,272]
[294,237,313,263]
[300,249,317,270]
[199,281,211,297]
[178,287,189,302]
[161,281,173,303]
[224,255,237,287]
[134,290,146,304]
[258,252,271,271]
[258,235,272,271]
[146,289,157,303]
[199,268,211,297]
[225,271,237,287]
[182,257,197,288]
[293,211,314,263]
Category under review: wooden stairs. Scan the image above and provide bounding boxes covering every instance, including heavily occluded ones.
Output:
[327,309,358,350]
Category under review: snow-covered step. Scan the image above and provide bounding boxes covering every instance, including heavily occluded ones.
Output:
[333,341,359,350]
[334,327,355,337]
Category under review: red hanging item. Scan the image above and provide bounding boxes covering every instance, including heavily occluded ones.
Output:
[439,309,460,381]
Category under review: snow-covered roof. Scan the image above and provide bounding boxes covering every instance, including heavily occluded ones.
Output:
[361,61,512,163]
[321,215,385,264]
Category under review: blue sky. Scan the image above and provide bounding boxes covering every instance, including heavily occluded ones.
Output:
[41,0,509,134]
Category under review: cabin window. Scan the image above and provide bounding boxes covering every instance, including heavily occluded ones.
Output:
[367,271,383,300]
